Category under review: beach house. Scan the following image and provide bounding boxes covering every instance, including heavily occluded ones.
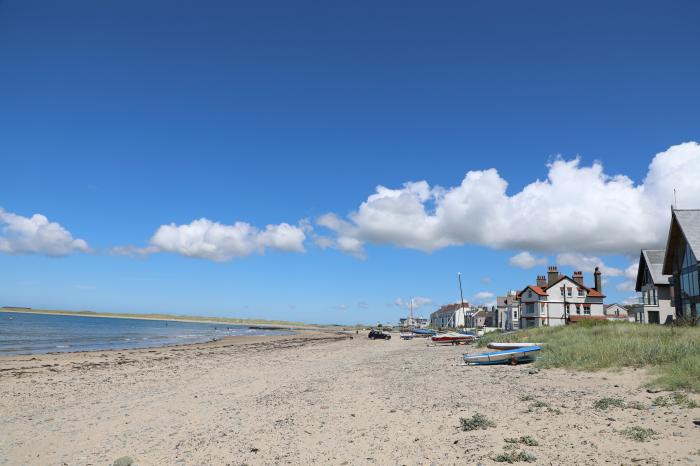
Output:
[603,303,629,321]
[661,209,700,323]
[632,249,674,324]
[429,302,469,328]
[518,266,605,328]
[496,291,520,330]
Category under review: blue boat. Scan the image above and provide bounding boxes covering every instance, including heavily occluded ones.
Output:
[412,328,436,336]
[463,345,541,365]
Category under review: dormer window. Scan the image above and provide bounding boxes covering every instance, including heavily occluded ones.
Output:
[578,288,584,297]
[528,291,532,298]
[567,287,572,297]
[560,287,565,296]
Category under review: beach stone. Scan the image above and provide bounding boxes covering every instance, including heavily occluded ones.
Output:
[112,456,135,466]
[528,368,539,375]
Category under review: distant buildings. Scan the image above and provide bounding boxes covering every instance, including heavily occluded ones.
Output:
[603,303,629,321]
[661,209,699,323]
[398,317,429,328]
[496,291,520,331]
[429,302,469,328]
[518,266,605,328]
[632,249,674,324]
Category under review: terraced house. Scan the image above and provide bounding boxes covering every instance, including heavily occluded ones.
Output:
[518,266,605,328]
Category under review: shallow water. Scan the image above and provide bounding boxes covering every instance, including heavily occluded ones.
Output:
[0,311,292,355]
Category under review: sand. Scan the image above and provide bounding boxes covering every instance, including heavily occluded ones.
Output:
[1,331,698,465]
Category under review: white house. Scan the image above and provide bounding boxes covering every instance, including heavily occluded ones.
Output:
[603,303,629,321]
[496,291,520,330]
[518,266,606,328]
[632,249,675,324]
[429,302,469,328]
[398,317,429,328]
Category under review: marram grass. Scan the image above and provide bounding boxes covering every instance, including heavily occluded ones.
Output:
[478,321,700,392]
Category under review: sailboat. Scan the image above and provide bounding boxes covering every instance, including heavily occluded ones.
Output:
[400,298,418,340]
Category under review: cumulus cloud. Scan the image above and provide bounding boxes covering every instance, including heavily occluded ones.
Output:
[509,251,547,269]
[316,142,700,257]
[474,291,495,300]
[0,208,90,256]
[114,218,307,262]
[616,261,640,291]
[555,253,623,276]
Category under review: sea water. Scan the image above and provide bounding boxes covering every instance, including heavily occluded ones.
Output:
[0,311,292,355]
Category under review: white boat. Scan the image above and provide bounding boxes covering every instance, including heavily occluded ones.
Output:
[400,332,415,340]
[463,346,541,365]
[431,332,476,345]
[486,342,540,350]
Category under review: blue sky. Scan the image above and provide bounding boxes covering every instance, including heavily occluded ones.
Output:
[1,1,700,324]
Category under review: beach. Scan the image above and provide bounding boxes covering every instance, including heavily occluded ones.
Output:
[1,331,698,465]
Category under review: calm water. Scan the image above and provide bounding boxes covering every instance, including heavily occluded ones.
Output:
[0,312,292,355]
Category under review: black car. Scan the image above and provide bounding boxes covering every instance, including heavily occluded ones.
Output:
[368,329,391,340]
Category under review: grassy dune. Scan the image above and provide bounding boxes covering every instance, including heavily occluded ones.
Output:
[478,321,700,392]
[0,307,308,328]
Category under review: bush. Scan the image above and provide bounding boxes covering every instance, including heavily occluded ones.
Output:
[494,450,537,463]
[593,397,626,410]
[459,413,496,431]
[620,426,657,442]
[504,436,539,446]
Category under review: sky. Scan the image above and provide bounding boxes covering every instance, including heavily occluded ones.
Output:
[1,1,700,324]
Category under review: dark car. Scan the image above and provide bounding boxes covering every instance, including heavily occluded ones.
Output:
[368,329,391,340]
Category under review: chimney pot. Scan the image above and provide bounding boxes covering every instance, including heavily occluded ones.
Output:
[547,266,559,286]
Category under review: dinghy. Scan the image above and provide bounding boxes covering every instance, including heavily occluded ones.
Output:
[400,332,415,340]
[463,346,541,365]
[486,342,540,350]
[431,332,476,345]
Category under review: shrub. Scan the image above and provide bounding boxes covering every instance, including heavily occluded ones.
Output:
[620,426,657,442]
[494,450,537,463]
[504,436,539,446]
[593,397,626,410]
[459,413,496,431]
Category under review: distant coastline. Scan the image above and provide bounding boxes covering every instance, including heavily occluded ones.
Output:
[0,307,317,330]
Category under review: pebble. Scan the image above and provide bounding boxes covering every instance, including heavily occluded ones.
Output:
[112,456,135,466]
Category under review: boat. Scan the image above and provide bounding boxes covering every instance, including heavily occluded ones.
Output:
[412,328,436,337]
[431,332,476,345]
[463,346,541,365]
[400,332,415,340]
[486,342,540,350]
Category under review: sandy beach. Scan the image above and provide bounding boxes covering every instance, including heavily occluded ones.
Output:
[1,331,698,465]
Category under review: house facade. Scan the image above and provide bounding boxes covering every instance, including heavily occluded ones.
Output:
[603,303,629,321]
[662,209,700,324]
[429,302,469,328]
[496,291,520,331]
[398,317,429,328]
[632,249,675,324]
[518,266,605,328]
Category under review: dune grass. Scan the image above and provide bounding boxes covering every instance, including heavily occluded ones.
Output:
[478,321,700,392]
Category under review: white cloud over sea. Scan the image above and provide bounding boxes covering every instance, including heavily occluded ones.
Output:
[315,142,700,258]
[0,208,90,256]
[113,218,307,262]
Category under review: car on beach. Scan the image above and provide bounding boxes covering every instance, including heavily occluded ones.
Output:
[368,329,391,340]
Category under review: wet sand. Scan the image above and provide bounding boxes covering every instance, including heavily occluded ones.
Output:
[0,331,698,465]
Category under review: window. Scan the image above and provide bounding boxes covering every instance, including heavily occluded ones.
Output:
[528,291,532,298]
[578,288,584,297]
[514,311,517,318]
[560,287,565,296]
[567,287,572,297]
[584,305,591,315]
[575,304,581,314]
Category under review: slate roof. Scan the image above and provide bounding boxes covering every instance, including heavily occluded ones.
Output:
[635,249,671,291]
[662,209,700,274]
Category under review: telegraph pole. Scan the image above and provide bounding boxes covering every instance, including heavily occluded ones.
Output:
[458,272,466,328]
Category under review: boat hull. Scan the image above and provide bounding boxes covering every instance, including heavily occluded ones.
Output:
[431,333,476,345]
[486,342,540,350]
[463,346,541,365]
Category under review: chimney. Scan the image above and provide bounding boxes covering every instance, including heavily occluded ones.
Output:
[573,271,584,286]
[594,266,602,292]
[536,275,547,287]
[547,266,559,286]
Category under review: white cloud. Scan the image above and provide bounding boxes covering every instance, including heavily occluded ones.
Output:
[615,261,640,292]
[509,251,547,269]
[394,296,432,309]
[115,218,307,262]
[474,291,495,300]
[555,253,623,276]
[316,142,700,257]
[0,208,90,256]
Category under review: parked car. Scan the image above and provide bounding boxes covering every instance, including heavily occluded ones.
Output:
[368,329,391,340]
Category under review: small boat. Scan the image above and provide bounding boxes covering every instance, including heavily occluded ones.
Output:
[400,332,415,340]
[486,342,540,350]
[463,346,541,365]
[431,332,476,345]
[412,328,437,337]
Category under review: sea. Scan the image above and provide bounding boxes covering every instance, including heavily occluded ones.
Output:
[0,311,293,355]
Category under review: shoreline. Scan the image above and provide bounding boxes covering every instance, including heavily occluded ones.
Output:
[0,308,320,330]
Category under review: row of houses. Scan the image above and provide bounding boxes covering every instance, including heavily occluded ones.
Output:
[429,208,699,330]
